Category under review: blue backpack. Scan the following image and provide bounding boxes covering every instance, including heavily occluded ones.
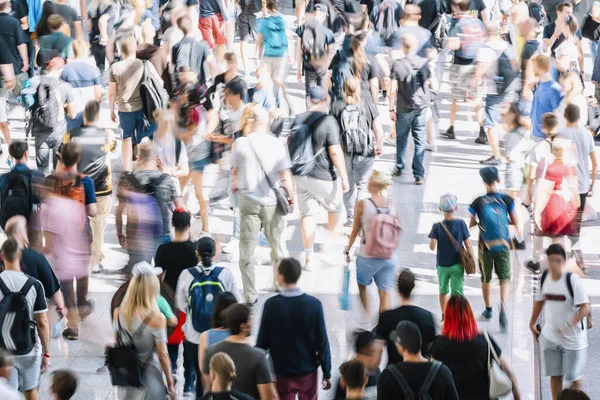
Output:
[187,267,225,333]
[478,195,510,253]
[263,15,288,57]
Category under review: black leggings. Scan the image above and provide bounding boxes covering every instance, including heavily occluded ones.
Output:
[183,340,203,398]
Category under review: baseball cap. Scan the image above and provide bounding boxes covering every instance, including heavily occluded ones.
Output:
[308,86,327,102]
[479,166,499,185]
[439,193,458,213]
[389,321,422,354]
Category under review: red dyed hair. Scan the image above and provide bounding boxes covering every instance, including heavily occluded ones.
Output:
[442,295,479,341]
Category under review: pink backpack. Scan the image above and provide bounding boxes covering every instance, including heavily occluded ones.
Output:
[364,199,402,259]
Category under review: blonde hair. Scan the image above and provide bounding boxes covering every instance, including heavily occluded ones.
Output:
[119,269,160,329]
[4,216,29,247]
[531,53,551,73]
[137,139,156,162]
[369,169,392,191]
[210,352,237,390]
[72,39,89,58]
[240,103,258,136]
[551,140,565,159]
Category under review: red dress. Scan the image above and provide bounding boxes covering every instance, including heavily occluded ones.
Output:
[541,161,577,236]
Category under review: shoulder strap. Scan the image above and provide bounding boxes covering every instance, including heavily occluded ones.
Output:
[439,221,461,252]
[540,269,549,290]
[0,276,10,296]
[427,0,442,30]
[188,266,201,281]
[419,361,442,395]
[19,277,35,297]
[566,271,574,299]
[483,330,500,363]
[387,365,414,397]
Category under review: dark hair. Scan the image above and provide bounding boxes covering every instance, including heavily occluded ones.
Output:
[172,208,191,232]
[84,100,101,123]
[504,102,525,130]
[225,80,246,99]
[60,142,81,168]
[556,1,573,12]
[118,172,144,194]
[36,1,60,38]
[196,237,216,267]
[546,243,567,260]
[225,304,250,335]
[564,103,580,123]
[278,258,302,284]
[397,269,415,299]
[52,370,78,400]
[1,238,20,263]
[339,360,367,391]
[354,330,376,355]
[350,32,368,78]
[457,0,470,12]
[8,141,28,160]
[47,14,65,30]
[0,1,9,11]
[542,113,559,133]
[266,0,279,10]
[211,292,237,328]
[557,388,591,400]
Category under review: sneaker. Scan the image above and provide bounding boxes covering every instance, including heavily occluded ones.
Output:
[441,126,455,139]
[62,328,79,340]
[525,260,541,274]
[481,308,493,320]
[474,135,488,145]
[222,238,239,254]
[415,177,424,185]
[499,307,508,332]
[393,167,403,176]
[79,299,95,321]
[512,238,526,250]
[425,142,437,152]
[479,156,501,166]
[343,219,354,228]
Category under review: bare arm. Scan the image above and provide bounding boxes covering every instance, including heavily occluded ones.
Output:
[257,383,279,400]
[115,200,126,237]
[369,77,379,107]
[150,315,175,392]
[463,238,474,258]
[199,332,211,391]
[389,79,398,116]
[577,40,584,72]
[327,144,349,184]
[429,238,437,251]
[529,300,545,336]
[98,14,110,40]
[94,85,103,102]
[73,20,84,41]
[0,65,15,90]
[280,168,295,204]
[17,43,28,72]
[345,200,364,254]
[570,303,591,327]
[590,151,597,194]
[206,54,219,83]
[65,103,78,119]
[34,312,50,372]
[86,203,98,217]
[499,356,521,400]
[109,82,117,120]
[469,215,477,228]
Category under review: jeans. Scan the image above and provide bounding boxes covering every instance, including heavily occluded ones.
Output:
[183,341,202,398]
[167,343,196,392]
[395,108,427,178]
[34,134,62,175]
[343,155,374,222]
[304,67,328,98]
[119,109,156,143]
[239,193,286,302]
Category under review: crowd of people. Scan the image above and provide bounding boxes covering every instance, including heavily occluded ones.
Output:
[0,0,597,397]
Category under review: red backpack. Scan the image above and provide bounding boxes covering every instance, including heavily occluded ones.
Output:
[364,199,402,259]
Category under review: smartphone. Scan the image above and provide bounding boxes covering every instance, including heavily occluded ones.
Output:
[536,323,542,338]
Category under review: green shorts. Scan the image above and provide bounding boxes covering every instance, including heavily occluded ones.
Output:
[436,264,465,295]
[479,247,511,283]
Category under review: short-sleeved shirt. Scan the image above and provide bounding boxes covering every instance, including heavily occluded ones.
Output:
[132,170,180,236]
[30,77,75,139]
[530,80,563,138]
[0,270,47,355]
[557,127,596,194]
[446,0,485,20]
[89,3,117,39]
[289,112,341,181]
[535,272,589,350]
[476,39,514,95]
[202,341,275,399]
[330,99,378,154]
[231,131,292,205]
[391,26,433,58]
[172,37,212,86]
[19,248,61,298]
[542,22,582,57]
[157,295,175,319]
[256,15,288,58]
[296,24,335,73]
[38,31,74,60]
[154,240,198,292]
[429,219,471,267]
[377,362,459,399]
[60,60,102,89]
[200,0,221,17]
[10,0,29,40]
[0,12,26,74]
[109,58,150,112]
[520,39,540,82]
[390,54,431,113]
[330,52,380,95]
[53,3,81,38]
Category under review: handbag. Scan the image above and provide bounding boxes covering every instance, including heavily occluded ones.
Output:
[248,138,292,216]
[439,221,476,275]
[483,331,512,398]
[105,314,154,387]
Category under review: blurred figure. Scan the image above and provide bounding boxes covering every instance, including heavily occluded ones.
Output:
[37,14,74,61]
[557,388,591,400]
[0,349,22,399]
[256,0,289,86]
[333,331,381,400]
[51,370,77,400]
[88,0,117,72]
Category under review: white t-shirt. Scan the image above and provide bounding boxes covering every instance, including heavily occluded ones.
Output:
[477,39,512,96]
[536,272,589,350]
[557,127,596,194]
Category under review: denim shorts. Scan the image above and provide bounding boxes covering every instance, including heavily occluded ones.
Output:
[356,255,395,290]
[484,94,507,129]
[541,336,586,381]
[189,156,212,172]
[517,98,532,118]
[119,109,156,142]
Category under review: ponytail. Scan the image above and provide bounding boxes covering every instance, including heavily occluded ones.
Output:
[200,253,213,268]
[351,33,367,78]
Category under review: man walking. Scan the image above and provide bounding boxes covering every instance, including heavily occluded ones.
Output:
[257,258,332,399]
[389,34,431,185]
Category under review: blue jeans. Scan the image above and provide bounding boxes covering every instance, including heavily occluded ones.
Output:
[395,108,427,178]
[119,109,156,143]
[167,343,196,392]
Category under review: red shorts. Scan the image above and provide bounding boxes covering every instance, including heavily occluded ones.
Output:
[199,13,226,49]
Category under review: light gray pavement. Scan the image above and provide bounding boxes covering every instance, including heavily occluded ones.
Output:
[1,9,600,400]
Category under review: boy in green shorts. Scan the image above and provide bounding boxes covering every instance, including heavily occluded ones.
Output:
[469,167,520,332]
[429,193,474,318]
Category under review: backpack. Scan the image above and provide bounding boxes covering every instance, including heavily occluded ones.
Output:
[478,195,510,252]
[0,171,33,229]
[52,172,86,204]
[301,21,328,64]
[453,17,485,61]
[364,199,402,259]
[494,49,519,95]
[527,1,546,26]
[0,276,37,355]
[397,58,428,110]
[144,173,169,199]
[339,104,373,156]
[31,77,63,132]
[187,266,225,333]
[140,61,169,127]
[540,270,592,330]
[387,361,443,400]
[264,15,288,55]
[330,52,354,101]
[288,113,327,176]
[406,0,447,50]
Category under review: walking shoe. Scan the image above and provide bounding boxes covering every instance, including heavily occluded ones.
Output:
[343,219,354,228]
[475,135,488,145]
[525,260,541,274]
[440,126,455,139]
[62,328,79,341]
[79,299,95,321]
[425,142,437,152]
[479,156,501,165]
[222,238,239,254]
[512,238,526,250]
[415,177,425,185]
[499,307,508,332]
[393,167,403,176]
[481,308,493,320]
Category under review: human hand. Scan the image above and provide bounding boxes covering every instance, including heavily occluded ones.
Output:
[390,111,396,122]
[21,62,29,73]
[322,378,332,390]
[376,147,383,157]
[167,383,176,399]
[534,213,542,232]
[529,323,540,342]
[297,70,303,83]
[41,355,51,374]
[57,306,67,319]
[341,179,349,193]
[111,110,118,123]
[100,34,108,46]
[345,252,351,263]
[118,234,127,248]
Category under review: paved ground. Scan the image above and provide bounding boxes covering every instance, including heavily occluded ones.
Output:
[2,7,600,400]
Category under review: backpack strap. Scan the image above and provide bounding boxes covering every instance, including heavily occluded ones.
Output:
[565,271,574,299]
[387,364,414,397]
[175,139,182,165]
[439,221,461,253]
[0,276,10,296]
[188,266,202,281]
[19,277,35,298]
[540,269,548,292]
[419,361,442,396]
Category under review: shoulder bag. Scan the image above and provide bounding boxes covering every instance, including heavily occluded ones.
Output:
[439,221,476,275]
[483,331,512,398]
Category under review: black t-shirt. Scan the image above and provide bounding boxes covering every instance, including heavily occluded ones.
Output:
[375,305,437,365]
[390,54,431,112]
[10,0,29,39]
[430,334,501,399]
[54,3,81,38]
[407,0,439,30]
[330,98,378,154]
[172,37,212,86]
[446,0,485,20]
[0,12,26,73]
[521,39,540,74]
[201,391,254,400]
[330,52,380,96]
[296,24,336,72]
[378,362,459,400]
[290,111,341,181]
[361,0,380,18]
[0,248,62,298]
[154,241,198,292]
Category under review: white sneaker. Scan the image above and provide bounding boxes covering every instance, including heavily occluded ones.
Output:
[425,142,437,152]
[222,238,239,254]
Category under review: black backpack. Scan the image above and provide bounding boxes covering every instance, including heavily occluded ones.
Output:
[301,21,328,63]
[339,104,373,156]
[388,361,442,400]
[32,78,62,132]
[288,113,327,176]
[495,49,519,95]
[144,173,169,198]
[0,276,37,355]
[397,58,428,110]
[0,171,33,229]
[140,61,169,127]
[406,0,447,50]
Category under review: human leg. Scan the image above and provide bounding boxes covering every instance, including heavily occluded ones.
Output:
[183,340,202,396]
[395,110,414,171]
[342,154,355,224]
[60,279,79,335]
[34,137,51,175]
[480,247,494,311]
[550,376,563,400]
[260,203,285,288]
[295,371,319,400]
[119,110,138,171]
[167,343,178,374]
[238,194,262,303]
[90,194,112,267]
[344,156,374,224]
[448,264,465,296]
[436,265,451,314]
[411,108,427,179]
[372,259,395,314]
[191,170,210,232]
